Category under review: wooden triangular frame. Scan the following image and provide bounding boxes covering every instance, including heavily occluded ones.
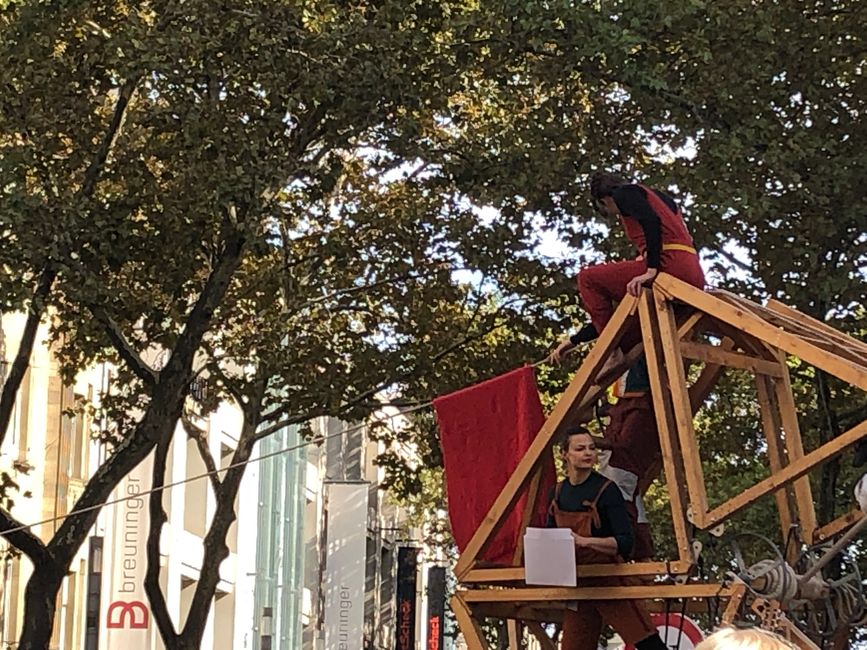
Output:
[452,274,867,650]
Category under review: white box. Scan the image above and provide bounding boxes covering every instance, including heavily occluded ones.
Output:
[523,527,577,587]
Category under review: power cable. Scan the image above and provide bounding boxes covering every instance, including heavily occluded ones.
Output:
[1,402,434,536]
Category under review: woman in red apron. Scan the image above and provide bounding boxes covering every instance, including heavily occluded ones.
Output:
[550,428,666,650]
[551,171,705,362]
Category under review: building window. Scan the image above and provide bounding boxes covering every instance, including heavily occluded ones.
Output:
[84,537,103,650]
[379,544,395,646]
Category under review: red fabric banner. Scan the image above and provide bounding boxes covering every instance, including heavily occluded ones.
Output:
[434,366,556,566]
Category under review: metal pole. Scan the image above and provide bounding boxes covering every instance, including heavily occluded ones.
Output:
[800,516,867,582]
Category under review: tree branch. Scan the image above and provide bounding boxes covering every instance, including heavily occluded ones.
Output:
[429,315,511,365]
[257,308,515,442]
[302,266,453,308]
[0,265,56,448]
[0,507,49,566]
[253,411,314,442]
[163,229,247,384]
[28,77,144,400]
[144,434,178,645]
[714,246,755,274]
[88,303,157,386]
[82,75,140,196]
[181,411,222,495]
[179,396,262,646]
[50,227,249,561]
[58,254,157,387]
[371,399,428,409]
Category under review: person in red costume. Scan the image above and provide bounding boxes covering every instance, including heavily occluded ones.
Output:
[548,428,668,650]
[595,358,661,560]
[551,171,706,363]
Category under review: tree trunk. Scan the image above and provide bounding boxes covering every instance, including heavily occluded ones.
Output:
[0,265,55,447]
[17,566,63,650]
[175,434,256,649]
[12,232,247,649]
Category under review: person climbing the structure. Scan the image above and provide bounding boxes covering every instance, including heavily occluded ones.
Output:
[548,427,668,650]
[547,171,705,557]
[595,357,661,560]
[550,170,706,364]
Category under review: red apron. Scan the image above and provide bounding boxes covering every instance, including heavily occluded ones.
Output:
[550,479,657,649]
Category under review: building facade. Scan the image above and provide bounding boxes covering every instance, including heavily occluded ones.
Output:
[237,414,428,650]
[0,312,104,649]
[0,315,439,650]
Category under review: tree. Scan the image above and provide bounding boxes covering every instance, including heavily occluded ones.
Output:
[3,0,866,647]
[383,0,867,641]
[616,0,867,532]
[0,2,572,648]
[445,0,867,532]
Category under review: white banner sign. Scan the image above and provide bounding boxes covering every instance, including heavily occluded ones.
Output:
[100,452,154,649]
[324,482,368,650]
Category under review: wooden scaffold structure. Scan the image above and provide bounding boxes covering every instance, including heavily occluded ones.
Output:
[450,273,867,650]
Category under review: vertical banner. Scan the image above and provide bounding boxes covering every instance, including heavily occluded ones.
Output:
[395,546,418,650]
[426,567,446,650]
[324,482,368,650]
[100,453,153,649]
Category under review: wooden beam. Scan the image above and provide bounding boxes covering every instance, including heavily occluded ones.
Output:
[702,419,867,528]
[779,616,823,650]
[639,291,695,562]
[721,581,748,624]
[654,289,709,525]
[812,508,865,544]
[772,353,818,542]
[507,620,520,650]
[755,375,797,560]
[512,466,543,566]
[461,560,692,584]
[646,599,720,615]
[765,299,867,365]
[677,311,706,339]
[594,337,646,388]
[458,584,735,603]
[526,622,557,650]
[451,594,490,650]
[656,274,867,392]
[701,313,779,361]
[680,341,784,377]
[801,515,867,582]
[453,296,638,578]
[472,603,567,624]
[704,289,861,366]
[474,596,722,618]
[565,342,647,426]
[687,339,733,413]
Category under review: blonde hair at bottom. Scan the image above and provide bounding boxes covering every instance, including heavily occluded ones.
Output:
[695,626,798,650]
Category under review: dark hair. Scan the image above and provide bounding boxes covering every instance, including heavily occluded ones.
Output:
[589,171,626,200]
[558,426,592,453]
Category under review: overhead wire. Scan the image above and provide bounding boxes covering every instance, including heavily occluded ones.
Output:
[1,401,435,537]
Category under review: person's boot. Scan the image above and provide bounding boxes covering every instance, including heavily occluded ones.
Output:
[635,633,668,650]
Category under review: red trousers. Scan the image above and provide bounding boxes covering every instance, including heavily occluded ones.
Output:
[606,396,661,482]
[599,396,662,560]
[577,251,705,346]
[560,575,657,649]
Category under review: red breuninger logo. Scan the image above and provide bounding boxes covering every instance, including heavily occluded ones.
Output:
[106,600,149,629]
